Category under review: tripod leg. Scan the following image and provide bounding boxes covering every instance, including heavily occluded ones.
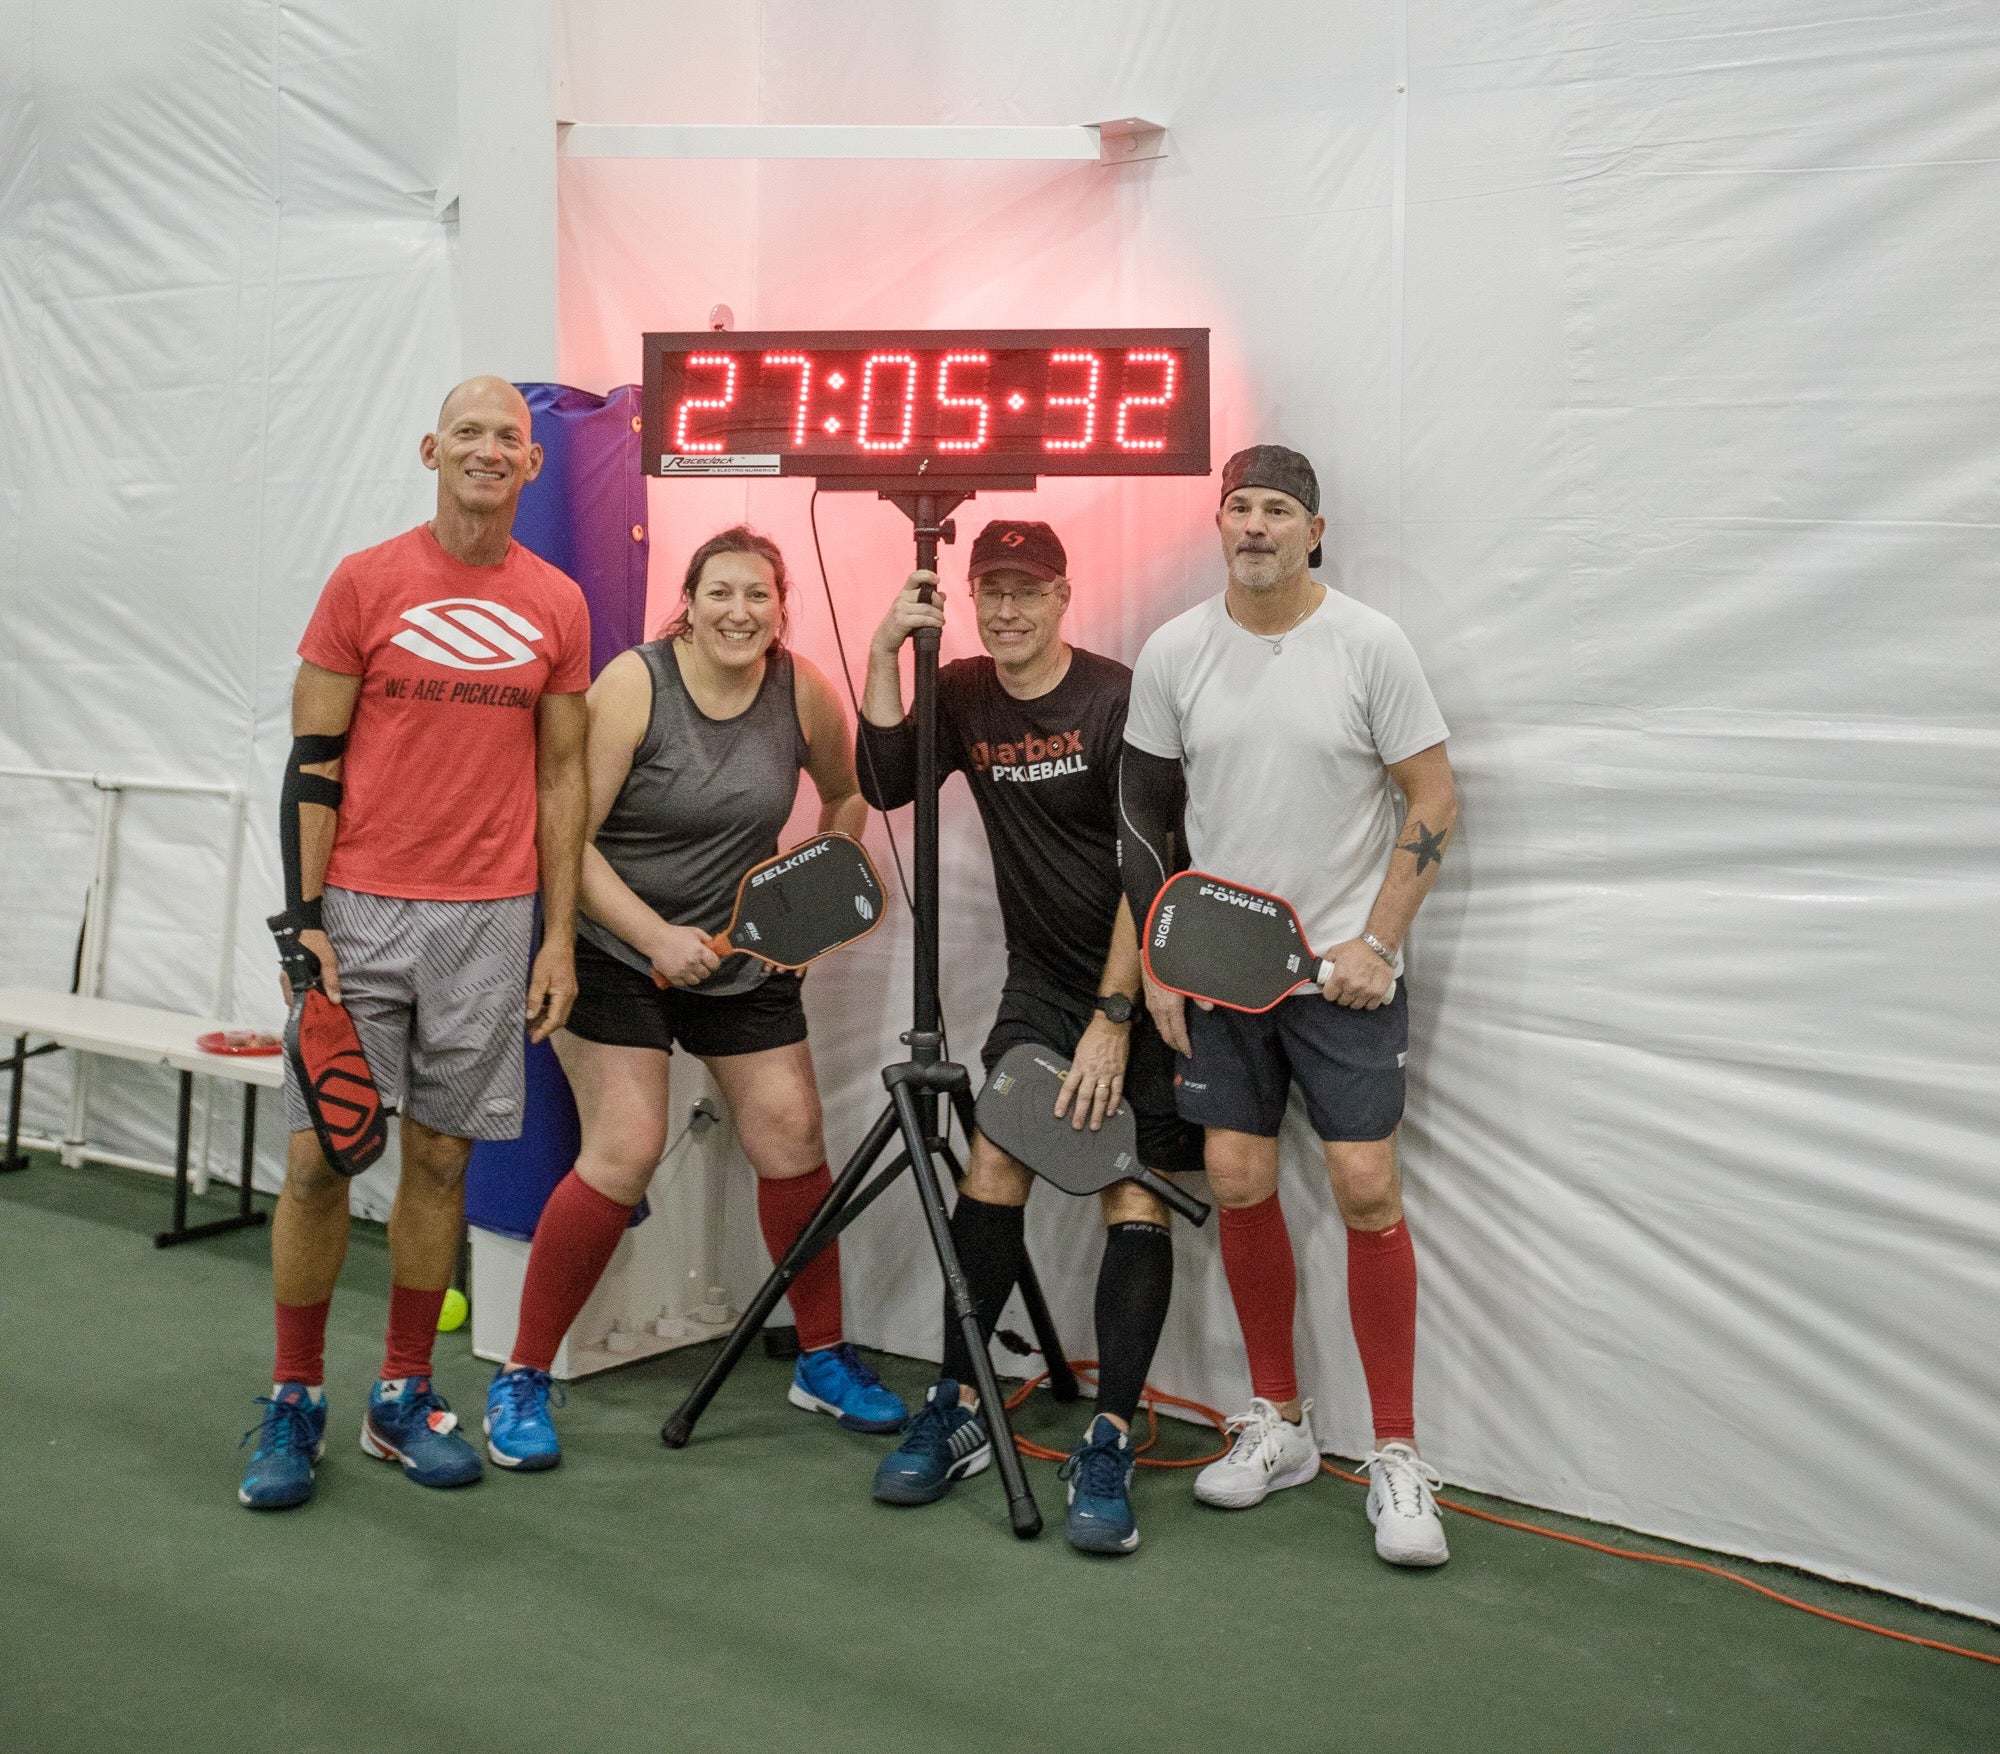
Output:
[890,1079,1041,1540]
[947,1087,1080,1404]
[1012,1258,1081,1404]
[661,1102,900,1448]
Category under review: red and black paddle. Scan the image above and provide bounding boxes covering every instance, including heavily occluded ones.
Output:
[269,913,386,1177]
[1141,870,1394,1013]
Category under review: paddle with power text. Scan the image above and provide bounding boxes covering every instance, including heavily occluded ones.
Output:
[1141,870,1394,1013]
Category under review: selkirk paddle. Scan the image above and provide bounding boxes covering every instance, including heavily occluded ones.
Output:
[1141,870,1395,1013]
[652,832,886,986]
[268,913,387,1176]
[975,1043,1210,1225]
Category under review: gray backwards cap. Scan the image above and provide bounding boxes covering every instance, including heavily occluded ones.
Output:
[1219,444,1323,568]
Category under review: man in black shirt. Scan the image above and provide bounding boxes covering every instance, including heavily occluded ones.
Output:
[856,519,1202,1557]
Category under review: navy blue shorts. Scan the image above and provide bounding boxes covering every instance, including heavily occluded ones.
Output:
[981,985,1205,1178]
[1175,985,1408,1142]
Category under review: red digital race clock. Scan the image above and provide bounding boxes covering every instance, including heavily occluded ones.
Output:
[641,328,1210,481]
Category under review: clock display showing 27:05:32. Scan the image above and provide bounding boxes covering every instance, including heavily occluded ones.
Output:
[641,328,1210,480]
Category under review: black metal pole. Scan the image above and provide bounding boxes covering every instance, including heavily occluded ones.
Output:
[170,1071,192,1233]
[662,1104,903,1448]
[2,1034,28,1173]
[907,493,948,1114]
[887,1073,1041,1538]
[239,1084,258,1220]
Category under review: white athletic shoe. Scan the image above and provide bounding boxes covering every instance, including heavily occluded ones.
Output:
[1365,1442,1449,1567]
[1194,1398,1322,1509]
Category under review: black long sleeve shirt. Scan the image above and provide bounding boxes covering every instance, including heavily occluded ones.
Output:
[856,650,1135,1004]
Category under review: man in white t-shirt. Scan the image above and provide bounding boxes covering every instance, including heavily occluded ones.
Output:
[1118,444,1460,1566]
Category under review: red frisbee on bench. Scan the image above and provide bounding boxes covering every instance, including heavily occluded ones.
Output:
[195,1030,283,1056]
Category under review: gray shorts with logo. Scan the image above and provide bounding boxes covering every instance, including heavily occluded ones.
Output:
[284,886,534,1144]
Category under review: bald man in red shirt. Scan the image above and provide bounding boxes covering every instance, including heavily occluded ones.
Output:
[239,378,589,1510]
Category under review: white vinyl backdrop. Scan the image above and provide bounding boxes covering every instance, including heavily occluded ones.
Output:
[2,1,1996,1620]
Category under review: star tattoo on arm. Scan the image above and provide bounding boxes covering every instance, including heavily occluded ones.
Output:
[1398,820,1448,876]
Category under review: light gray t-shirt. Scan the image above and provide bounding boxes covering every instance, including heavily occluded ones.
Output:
[1123,588,1449,970]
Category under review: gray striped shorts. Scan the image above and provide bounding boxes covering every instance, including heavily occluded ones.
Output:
[284,886,534,1143]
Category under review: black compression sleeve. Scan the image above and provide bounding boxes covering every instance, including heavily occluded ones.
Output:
[938,1193,1026,1387]
[854,716,921,811]
[1093,1221,1174,1426]
[1116,742,1186,930]
[280,733,347,920]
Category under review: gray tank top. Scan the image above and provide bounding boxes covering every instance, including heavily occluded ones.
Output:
[578,640,811,995]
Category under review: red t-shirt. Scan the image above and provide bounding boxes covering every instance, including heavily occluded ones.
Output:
[298,524,591,901]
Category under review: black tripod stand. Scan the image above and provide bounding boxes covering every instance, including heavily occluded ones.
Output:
[660,487,1077,1540]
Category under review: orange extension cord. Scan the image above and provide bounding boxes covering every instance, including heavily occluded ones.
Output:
[1001,1363,2000,1669]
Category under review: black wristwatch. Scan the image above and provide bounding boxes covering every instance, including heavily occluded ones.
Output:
[1094,992,1136,1025]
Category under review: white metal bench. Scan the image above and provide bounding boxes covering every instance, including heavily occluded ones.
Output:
[0,988,281,1248]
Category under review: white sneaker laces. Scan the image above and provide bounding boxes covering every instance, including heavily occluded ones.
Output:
[1365,1444,1442,1516]
[1221,1399,1307,1473]
[1221,1408,1279,1468]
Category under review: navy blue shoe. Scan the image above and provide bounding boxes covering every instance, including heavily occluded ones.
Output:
[238,1383,327,1510]
[484,1367,563,1471]
[1060,1414,1140,1554]
[360,1377,483,1488]
[872,1379,991,1505]
[789,1342,910,1433]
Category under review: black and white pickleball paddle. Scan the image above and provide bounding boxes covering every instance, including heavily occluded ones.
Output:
[654,832,888,987]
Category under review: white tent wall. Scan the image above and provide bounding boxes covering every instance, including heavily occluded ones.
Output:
[0,1,460,1220]
[0,0,1993,1621]
[558,0,2000,1620]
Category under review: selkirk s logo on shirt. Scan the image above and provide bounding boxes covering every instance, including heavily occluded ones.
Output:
[389,598,547,671]
[969,728,1088,784]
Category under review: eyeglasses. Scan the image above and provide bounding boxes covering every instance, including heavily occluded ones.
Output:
[969,582,1058,608]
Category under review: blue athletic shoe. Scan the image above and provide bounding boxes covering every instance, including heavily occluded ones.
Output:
[484,1366,563,1471]
[238,1383,327,1510]
[360,1377,483,1488]
[872,1379,992,1505]
[788,1342,910,1433]
[1060,1414,1140,1554]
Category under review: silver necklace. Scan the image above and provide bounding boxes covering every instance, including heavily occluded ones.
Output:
[1226,587,1318,655]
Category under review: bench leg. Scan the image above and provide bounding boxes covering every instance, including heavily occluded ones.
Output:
[155,1075,268,1249]
[2,1035,27,1174]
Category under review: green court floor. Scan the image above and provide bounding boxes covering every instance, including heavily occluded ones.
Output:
[2,1154,1995,1754]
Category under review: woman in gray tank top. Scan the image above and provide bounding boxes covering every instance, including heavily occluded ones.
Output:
[482,528,909,1468]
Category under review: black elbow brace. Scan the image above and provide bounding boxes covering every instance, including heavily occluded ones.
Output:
[280,732,348,925]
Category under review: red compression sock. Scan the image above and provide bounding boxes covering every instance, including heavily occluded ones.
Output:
[1217,1192,1300,1405]
[380,1285,448,1382]
[756,1165,842,1353]
[1348,1220,1419,1443]
[509,1171,636,1373]
[273,1299,331,1387]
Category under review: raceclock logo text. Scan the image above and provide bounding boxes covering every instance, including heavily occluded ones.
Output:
[390,599,547,671]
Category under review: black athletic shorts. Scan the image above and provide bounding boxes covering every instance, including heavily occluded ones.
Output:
[566,936,809,1059]
[1176,985,1408,1142]
[980,984,1205,1178]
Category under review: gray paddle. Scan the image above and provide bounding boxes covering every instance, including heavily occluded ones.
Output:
[975,1042,1210,1225]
